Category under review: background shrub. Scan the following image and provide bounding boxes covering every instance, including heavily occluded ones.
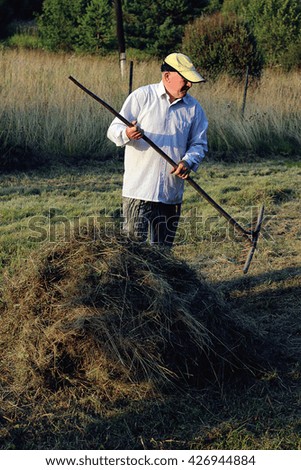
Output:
[182,12,263,81]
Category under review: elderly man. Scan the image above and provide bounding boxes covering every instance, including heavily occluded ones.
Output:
[107,52,208,247]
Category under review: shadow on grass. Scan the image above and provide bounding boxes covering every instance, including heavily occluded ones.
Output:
[2,372,300,450]
[213,266,301,368]
[215,266,301,292]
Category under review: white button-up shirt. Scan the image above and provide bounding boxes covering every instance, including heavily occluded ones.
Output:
[107,81,208,204]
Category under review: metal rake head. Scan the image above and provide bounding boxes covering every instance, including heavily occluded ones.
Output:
[241,205,265,274]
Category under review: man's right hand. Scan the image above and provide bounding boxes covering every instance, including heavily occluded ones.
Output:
[126,120,144,140]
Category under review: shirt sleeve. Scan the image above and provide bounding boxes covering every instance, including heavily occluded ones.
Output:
[107,92,140,147]
[182,105,208,172]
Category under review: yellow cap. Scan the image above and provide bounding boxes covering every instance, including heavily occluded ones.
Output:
[163,53,205,83]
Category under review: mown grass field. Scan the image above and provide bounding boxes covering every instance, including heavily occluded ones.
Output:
[0,49,300,450]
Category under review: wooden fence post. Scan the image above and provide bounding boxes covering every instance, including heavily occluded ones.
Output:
[128,61,134,95]
[114,0,126,78]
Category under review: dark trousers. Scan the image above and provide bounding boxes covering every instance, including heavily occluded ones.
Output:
[122,197,181,248]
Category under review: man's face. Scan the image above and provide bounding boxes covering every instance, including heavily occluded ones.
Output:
[163,72,192,102]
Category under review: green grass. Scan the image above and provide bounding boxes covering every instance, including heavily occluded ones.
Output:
[0,157,300,450]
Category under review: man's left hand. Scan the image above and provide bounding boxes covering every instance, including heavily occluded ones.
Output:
[171,160,191,179]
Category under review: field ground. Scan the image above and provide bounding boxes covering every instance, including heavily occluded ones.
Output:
[0,155,301,449]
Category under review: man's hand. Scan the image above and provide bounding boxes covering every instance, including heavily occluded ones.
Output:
[171,160,191,179]
[126,120,144,140]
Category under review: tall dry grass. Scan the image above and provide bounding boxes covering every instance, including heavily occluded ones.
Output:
[0,48,300,168]
[192,70,301,155]
[0,49,134,164]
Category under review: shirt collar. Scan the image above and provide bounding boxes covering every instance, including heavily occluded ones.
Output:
[158,80,167,98]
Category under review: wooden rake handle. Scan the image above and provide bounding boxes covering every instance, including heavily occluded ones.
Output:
[69,75,267,274]
[68,75,250,241]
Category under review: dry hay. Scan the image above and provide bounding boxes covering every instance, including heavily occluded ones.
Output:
[1,227,263,396]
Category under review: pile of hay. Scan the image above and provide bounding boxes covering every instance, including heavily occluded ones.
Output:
[1,227,259,395]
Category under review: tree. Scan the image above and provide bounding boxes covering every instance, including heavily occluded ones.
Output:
[245,0,301,66]
[37,0,88,51]
[77,0,116,54]
[152,16,184,57]
[123,0,208,57]
[35,0,208,57]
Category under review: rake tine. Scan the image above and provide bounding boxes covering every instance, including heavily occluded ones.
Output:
[243,205,265,274]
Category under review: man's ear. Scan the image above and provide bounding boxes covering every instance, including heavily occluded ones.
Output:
[163,71,170,82]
